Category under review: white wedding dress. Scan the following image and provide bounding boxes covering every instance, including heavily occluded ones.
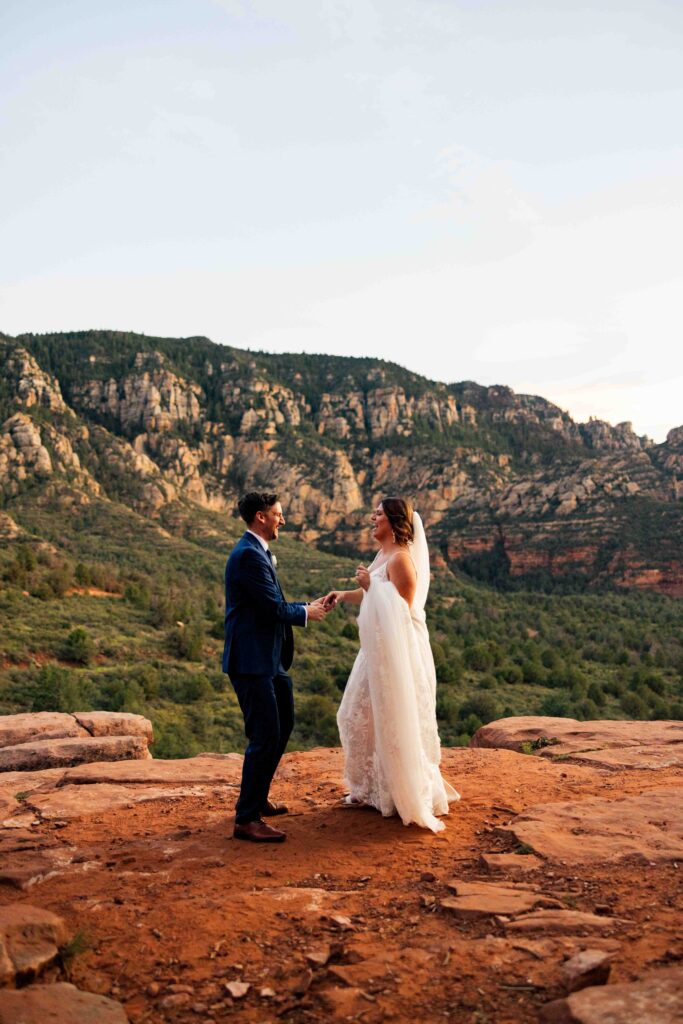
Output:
[337,513,460,833]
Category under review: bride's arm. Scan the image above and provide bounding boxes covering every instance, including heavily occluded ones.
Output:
[324,588,364,606]
[387,551,417,607]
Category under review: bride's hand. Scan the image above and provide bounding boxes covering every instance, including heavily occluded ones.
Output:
[356,565,371,591]
[322,590,341,609]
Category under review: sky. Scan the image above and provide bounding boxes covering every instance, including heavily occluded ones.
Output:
[1,1,682,441]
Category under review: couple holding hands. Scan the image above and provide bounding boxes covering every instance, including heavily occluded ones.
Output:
[222,491,459,843]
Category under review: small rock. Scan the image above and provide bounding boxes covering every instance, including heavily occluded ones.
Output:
[161,992,191,1009]
[329,915,354,931]
[192,1003,208,1014]
[305,943,332,967]
[146,982,160,997]
[260,987,276,998]
[562,949,612,992]
[420,871,436,882]
[224,981,250,999]
[287,968,314,996]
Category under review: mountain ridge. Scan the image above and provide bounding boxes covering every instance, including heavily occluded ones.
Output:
[1,329,681,595]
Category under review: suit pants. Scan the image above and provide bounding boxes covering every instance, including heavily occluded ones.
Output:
[229,670,294,825]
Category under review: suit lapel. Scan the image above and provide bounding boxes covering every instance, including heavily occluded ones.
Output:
[243,532,284,595]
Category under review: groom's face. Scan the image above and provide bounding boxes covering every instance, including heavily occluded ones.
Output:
[256,501,285,542]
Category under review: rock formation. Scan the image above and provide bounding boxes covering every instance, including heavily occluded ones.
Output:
[1,331,681,594]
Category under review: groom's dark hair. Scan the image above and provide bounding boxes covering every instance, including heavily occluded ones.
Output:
[238,491,279,525]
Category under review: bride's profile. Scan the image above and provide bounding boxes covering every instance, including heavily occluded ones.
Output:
[325,497,459,833]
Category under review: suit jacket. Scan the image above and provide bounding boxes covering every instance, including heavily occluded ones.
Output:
[222,531,307,676]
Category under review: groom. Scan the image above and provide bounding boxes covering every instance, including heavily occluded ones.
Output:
[223,491,329,843]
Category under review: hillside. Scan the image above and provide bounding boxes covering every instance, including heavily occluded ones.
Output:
[1,330,682,593]
[0,330,682,757]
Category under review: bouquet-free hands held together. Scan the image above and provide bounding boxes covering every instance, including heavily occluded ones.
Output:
[307,597,330,622]
[321,564,371,611]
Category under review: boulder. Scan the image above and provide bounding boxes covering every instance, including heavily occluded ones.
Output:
[541,964,683,1023]
[442,880,562,919]
[72,712,153,744]
[0,983,129,1023]
[507,788,683,864]
[0,713,87,750]
[0,735,151,772]
[0,904,68,985]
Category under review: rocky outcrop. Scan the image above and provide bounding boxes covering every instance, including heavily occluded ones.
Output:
[0,414,52,489]
[1,345,67,414]
[72,350,204,434]
[2,332,681,594]
[0,711,154,772]
[470,716,683,768]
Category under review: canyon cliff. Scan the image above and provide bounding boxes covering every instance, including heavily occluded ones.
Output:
[1,330,681,594]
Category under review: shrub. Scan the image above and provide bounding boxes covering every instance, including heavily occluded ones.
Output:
[61,627,96,666]
[458,694,499,724]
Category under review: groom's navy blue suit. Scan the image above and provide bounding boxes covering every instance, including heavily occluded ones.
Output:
[223,531,307,824]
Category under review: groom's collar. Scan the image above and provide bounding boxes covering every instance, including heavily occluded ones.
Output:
[246,529,269,552]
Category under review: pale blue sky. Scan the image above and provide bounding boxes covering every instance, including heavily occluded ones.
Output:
[2,0,682,439]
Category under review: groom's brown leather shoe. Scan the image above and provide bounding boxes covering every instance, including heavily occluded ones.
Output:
[233,819,286,843]
[262,799,288,817]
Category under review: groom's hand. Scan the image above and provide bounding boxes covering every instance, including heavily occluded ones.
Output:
[307,597,329,622]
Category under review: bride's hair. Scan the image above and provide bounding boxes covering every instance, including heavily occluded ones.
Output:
[381,497,414,546]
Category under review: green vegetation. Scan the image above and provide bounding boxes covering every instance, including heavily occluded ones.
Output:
[1,488,681,758]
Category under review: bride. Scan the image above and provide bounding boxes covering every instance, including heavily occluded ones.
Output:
[325,497,459,833]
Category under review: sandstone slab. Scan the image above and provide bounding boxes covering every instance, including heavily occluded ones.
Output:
[28,782,209,820]
[442,880,562,919]
[541,964,683,1023]
[508,788,683,864]
[61,754,242,787]
[0,712,87,749]
[0,983,129,1024]
[72,711,153,744]
[501,910,620,936]
[0,853,61,890]
[479,852,543,874]
[563,745,683,770]
[471,716,683,763]
[0,735,151,772]
[0,904,68,985]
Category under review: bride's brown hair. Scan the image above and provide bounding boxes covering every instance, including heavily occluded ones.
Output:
[381,497,414,546]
